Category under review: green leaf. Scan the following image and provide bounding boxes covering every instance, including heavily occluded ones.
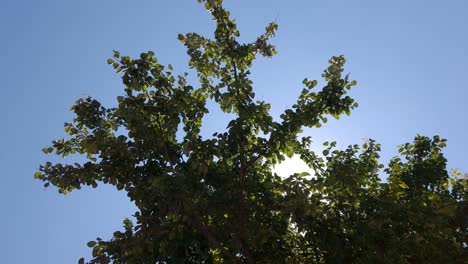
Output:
[399,181,409,189]
[34,171,42,179]
[177,34,186,43]
[87,241,97,248]
[85,142,98,154]
[116,183,124,190]
[42,147,53,154]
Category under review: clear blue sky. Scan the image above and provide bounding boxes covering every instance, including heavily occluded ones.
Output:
[1,0,467,262]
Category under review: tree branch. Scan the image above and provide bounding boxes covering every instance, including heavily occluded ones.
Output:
[238,162,255,264]
[189,213,240,264]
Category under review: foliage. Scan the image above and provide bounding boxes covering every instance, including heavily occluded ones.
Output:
[36,0,467,263]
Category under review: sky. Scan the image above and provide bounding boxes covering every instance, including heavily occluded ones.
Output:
[1,0,467,263]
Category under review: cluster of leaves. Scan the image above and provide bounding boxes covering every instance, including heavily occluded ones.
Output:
[36,0,467,263]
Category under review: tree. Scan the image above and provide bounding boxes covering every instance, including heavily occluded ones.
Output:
[36,0,467,263]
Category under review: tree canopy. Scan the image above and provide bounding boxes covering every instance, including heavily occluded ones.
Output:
[36,0,467,263]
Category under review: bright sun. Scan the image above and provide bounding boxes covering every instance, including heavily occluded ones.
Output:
[272,154,314,179]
